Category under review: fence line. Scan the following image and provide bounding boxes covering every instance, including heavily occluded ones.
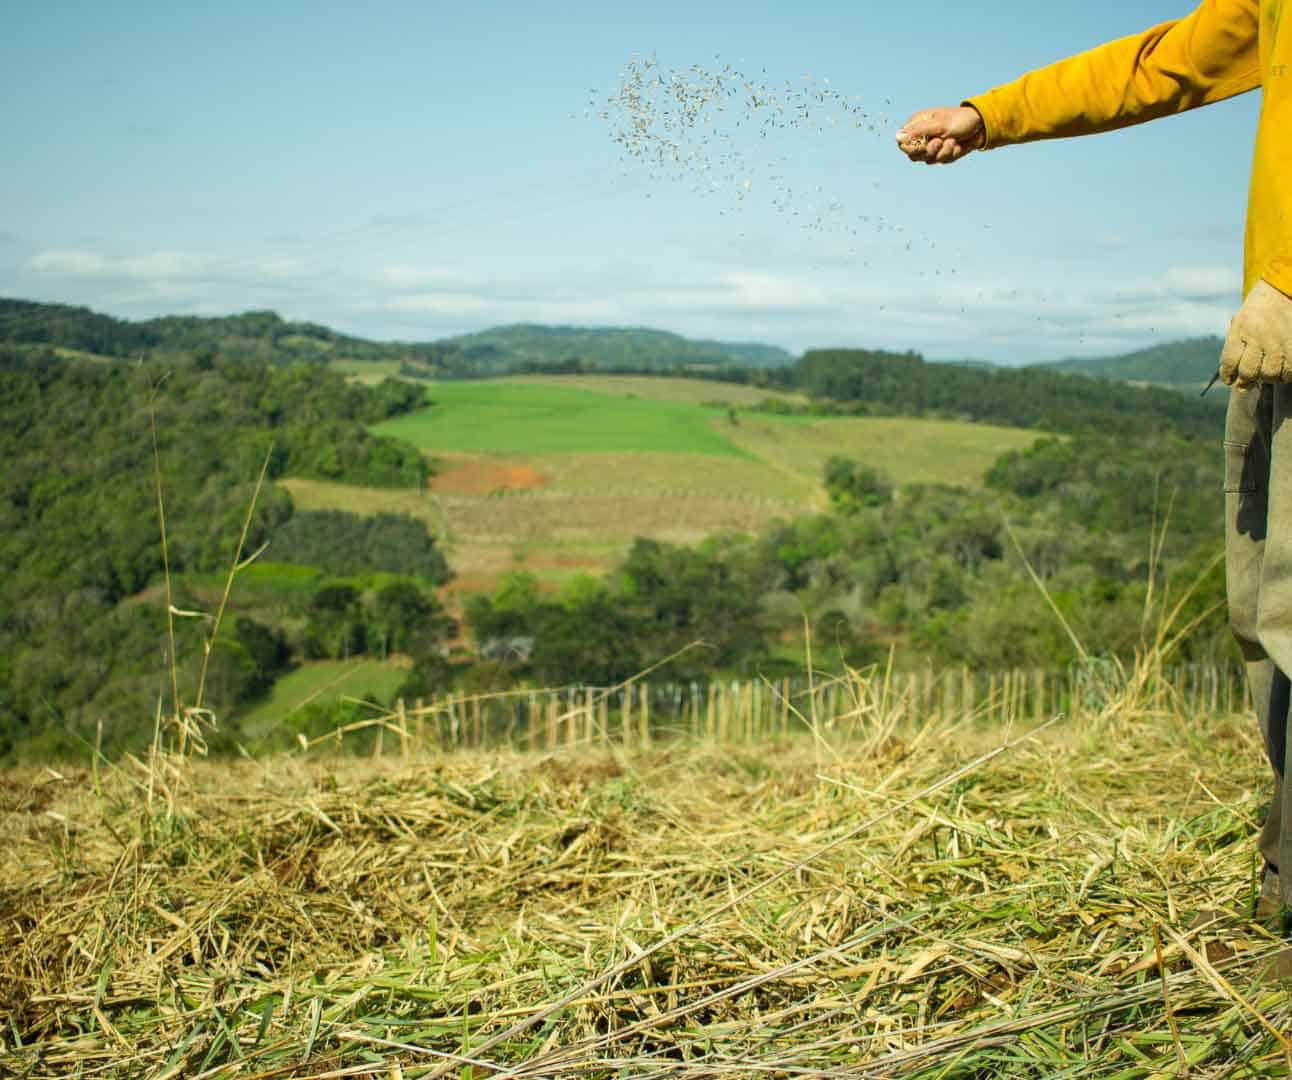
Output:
[330,662,1252,757]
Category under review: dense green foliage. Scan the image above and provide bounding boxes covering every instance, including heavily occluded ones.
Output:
[823,456,894,513]
[461,431,1231,686]
[1046,335,1224,386]
[0,298,791,376]
[0,298,162,356]
[0,351,442,759]
[299,578,453,664]
[785,348,1224,435]
[0,298,469,372]
[444,323,793,373]
[269,510,451,581]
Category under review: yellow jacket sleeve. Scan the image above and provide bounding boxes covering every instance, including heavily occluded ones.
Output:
[967,1,1260,147]
[965,0,1292,298]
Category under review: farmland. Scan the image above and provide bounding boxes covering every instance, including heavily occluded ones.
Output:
[347,377,1044,592]
[372,379,762,457]
[234,658,413,745]
[7,671,1291,1078]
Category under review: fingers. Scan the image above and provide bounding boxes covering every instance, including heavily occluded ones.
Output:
[934,137,963,164]
[1219,334,1244,386]
[1221,336,1281,392]
[1217,283,1292,389]
[1229,338,1262,389]
[896,107,980,164]
[897,110,939,138]
[896,110,944,160]
[896,131,966,164]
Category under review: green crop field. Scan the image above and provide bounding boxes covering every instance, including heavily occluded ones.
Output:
[372,380,758,457]
[323,377,1045,594]
[234,659,410,743]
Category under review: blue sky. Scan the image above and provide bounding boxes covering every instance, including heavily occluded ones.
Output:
[0,1,1261,364]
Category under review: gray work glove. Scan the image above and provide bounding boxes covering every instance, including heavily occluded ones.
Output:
[1220,279,1292,391]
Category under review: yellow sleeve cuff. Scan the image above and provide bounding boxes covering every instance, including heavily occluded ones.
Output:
[1264,259,1292,300]
[962,95,1002,151]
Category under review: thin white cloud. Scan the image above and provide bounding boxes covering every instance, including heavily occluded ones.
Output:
[10,244,1245,364]
[29,250,110,276]
[29,249,207,281]
[1162,264,1242,301]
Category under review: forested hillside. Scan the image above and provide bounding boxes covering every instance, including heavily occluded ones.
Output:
[0,298,467,371]
[442,324,793,372]
[1043,335,1224,386]
[757,347,1226,435]
[0,296,1228,389]
[0,349,449,758]
[0,298,791,376]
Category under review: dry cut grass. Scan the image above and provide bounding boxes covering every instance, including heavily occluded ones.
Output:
[5,680,1291,1078]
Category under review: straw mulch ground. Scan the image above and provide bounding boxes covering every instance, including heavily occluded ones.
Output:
[3,700,1291,1078]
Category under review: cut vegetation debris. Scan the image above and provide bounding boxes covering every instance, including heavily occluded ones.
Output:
[5,681,1291,1078]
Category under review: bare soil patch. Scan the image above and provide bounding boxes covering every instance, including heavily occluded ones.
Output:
[431,456,550,495]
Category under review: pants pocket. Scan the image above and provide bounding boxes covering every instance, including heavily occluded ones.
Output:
[1225,439,1258,494]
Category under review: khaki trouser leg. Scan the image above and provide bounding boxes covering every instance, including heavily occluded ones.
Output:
[1226,384,1292,903]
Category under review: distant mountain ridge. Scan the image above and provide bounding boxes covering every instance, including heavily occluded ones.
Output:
[0,295,1228,384]
[443,323,793,371]
[1043,336,1223,386]
[0,298,791,374]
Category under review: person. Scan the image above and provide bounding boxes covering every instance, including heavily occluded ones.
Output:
[894,0,1292,927]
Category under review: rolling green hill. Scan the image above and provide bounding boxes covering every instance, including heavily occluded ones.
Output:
[0,298,791,375]
[443,323,793,372]
[1043,336,1223,386]
[1,294,1226,388]
[0,298,466,370]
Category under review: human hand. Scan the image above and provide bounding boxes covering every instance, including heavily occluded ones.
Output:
[895,106,985,164]
[1220,279,1292,391]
